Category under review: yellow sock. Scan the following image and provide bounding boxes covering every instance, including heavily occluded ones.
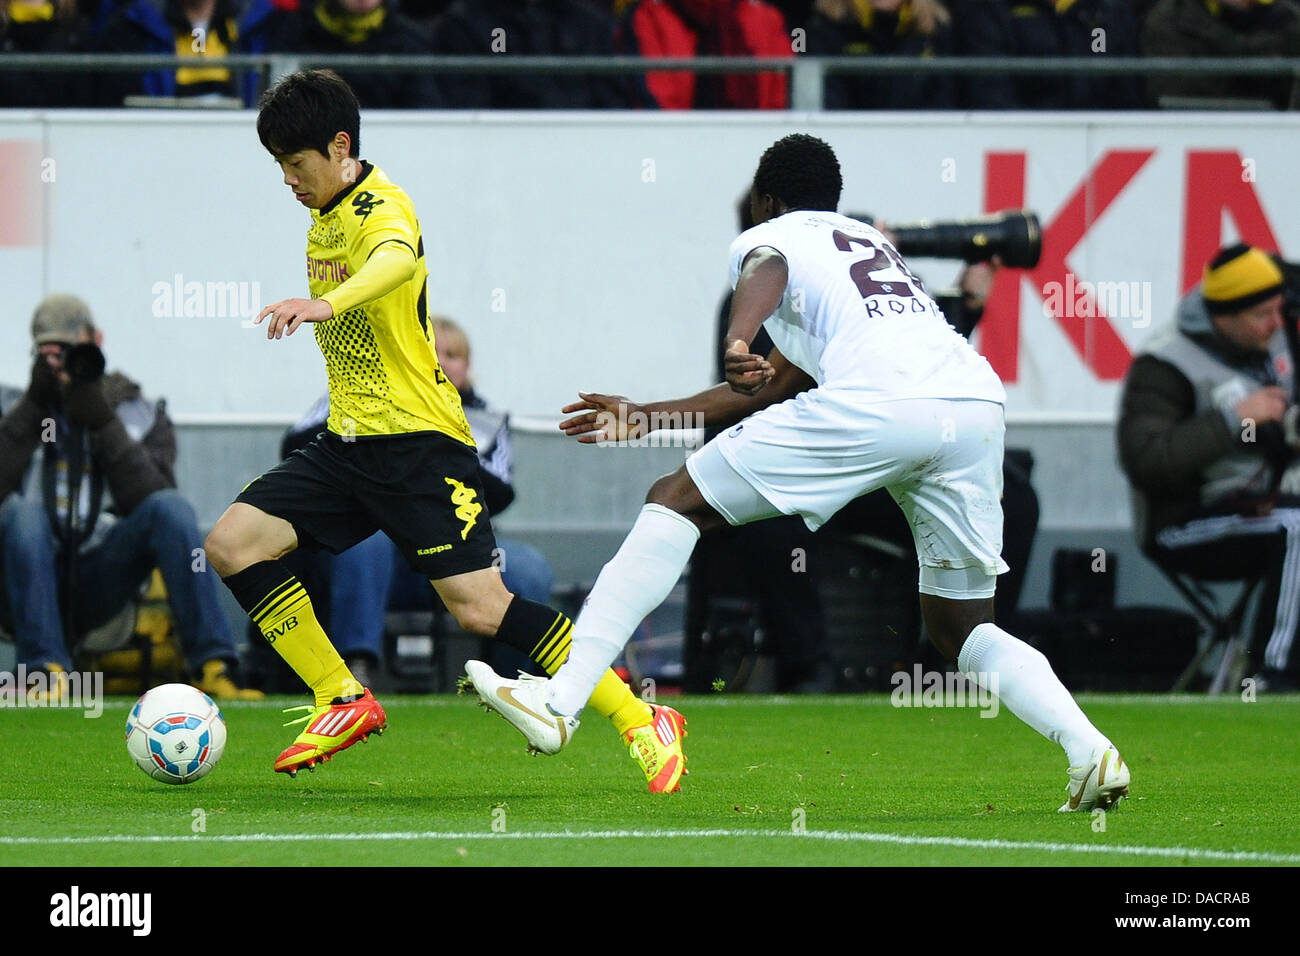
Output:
[250,579,356,706]
[529,616,653,735]
[595,672,656,737]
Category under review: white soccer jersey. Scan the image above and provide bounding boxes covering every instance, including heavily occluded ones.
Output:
[728,210,1006,404]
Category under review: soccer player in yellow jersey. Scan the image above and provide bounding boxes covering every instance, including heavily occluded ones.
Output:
[203,70,687,792]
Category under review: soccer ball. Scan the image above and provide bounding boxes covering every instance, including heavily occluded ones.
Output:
[125,684,226,785]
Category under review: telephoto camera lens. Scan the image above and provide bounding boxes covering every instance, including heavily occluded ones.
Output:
[849,209,1042,268]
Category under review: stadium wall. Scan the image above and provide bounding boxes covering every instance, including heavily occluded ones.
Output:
[2,110,1296,617]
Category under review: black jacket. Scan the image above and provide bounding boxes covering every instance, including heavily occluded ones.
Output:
[1118,295,1292,550]
[265,0,443,108]
[432,0,649,108]
[803,5,956,110]
[0,8,96,107]
[955,0,1143,108]
[1141,0,1300,109]
[0,372,176,543]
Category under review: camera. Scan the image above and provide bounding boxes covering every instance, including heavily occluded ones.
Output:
[59,342,106,383]
[848,209,1043,269]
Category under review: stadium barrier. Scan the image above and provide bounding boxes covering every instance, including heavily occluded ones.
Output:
[2,53,1299,111]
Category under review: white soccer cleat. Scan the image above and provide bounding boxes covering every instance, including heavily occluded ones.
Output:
[464,660,580,756]
[1059,743,1130,813]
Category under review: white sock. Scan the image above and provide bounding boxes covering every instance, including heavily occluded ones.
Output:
[547,504,701,716]
[957,622,1108,768]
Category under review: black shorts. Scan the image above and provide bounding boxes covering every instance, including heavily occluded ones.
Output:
[236,430,497,578]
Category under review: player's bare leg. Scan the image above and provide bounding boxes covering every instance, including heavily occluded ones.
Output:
[431,566,515,636]
[920,593,1129,812]
[205,502,298,575]
[447,565,688,791]
[207,503,384,776]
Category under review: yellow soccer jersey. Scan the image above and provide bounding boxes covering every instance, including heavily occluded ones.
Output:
[305,162,473,444]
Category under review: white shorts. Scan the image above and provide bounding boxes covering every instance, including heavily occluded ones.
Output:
[685,390,1010,598]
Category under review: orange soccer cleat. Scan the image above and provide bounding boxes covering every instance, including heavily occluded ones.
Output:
[275,689,387,777]
[625,704,688,794]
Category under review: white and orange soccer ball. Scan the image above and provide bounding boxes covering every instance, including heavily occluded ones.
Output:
[125,683,227,784]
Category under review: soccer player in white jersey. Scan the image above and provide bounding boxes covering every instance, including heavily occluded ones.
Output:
[467,134,1129,812]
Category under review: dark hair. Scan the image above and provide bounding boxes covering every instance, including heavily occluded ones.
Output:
[257,70,360,159]
[752,134,842,213]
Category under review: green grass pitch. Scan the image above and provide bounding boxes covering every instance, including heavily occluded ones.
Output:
[2,694,1298,867]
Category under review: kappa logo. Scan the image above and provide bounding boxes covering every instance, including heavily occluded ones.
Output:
[263,616,299,644]
[445,477,482,540]
[351,190,384,223]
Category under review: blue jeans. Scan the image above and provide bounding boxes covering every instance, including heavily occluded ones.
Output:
[328,531,554,661]
[0,490,237,671]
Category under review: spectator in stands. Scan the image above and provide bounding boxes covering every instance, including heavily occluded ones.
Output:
[618,0,791,109]
[803,0,956,109]
[95,0,280,105]
[1142,0,1300,109]
[0,0,95,106]
[955,0,1142,109]
[0,294,262,700]
[278,317,555,687]
[262,0,443,108]
[1118,244,1300,691]
[433,0,649,108]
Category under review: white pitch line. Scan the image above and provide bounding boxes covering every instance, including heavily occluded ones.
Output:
[1,829,1295,863]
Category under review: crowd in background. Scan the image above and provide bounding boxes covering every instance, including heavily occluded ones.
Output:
[2,0,1299,110]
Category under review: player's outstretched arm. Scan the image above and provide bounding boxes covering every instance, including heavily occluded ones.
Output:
[254,242,417,340]
[559,346,814,443]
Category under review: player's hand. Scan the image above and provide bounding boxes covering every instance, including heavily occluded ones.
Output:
[26,353,61,407]
[959,255,1002,311]
[559,392,645,444]
[1235,386,1288,426]
[724,339,773,396]
[254,298,334,340]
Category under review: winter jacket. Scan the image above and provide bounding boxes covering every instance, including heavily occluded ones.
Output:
[1141,0,1300,109]
[0,371,176,548]
[955,0,1143,108]
[803,1,956,110]
[0,5,96,106]
[434,0,650,109]
[265,0,442,108]
[618,0,790,109]
[1117,289,1294,550]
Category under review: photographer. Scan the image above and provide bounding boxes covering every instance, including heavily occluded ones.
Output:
[0,295,260,700]
[1119,244,1300,691]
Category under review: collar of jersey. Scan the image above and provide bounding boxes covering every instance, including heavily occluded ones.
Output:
[318,160,375,216]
